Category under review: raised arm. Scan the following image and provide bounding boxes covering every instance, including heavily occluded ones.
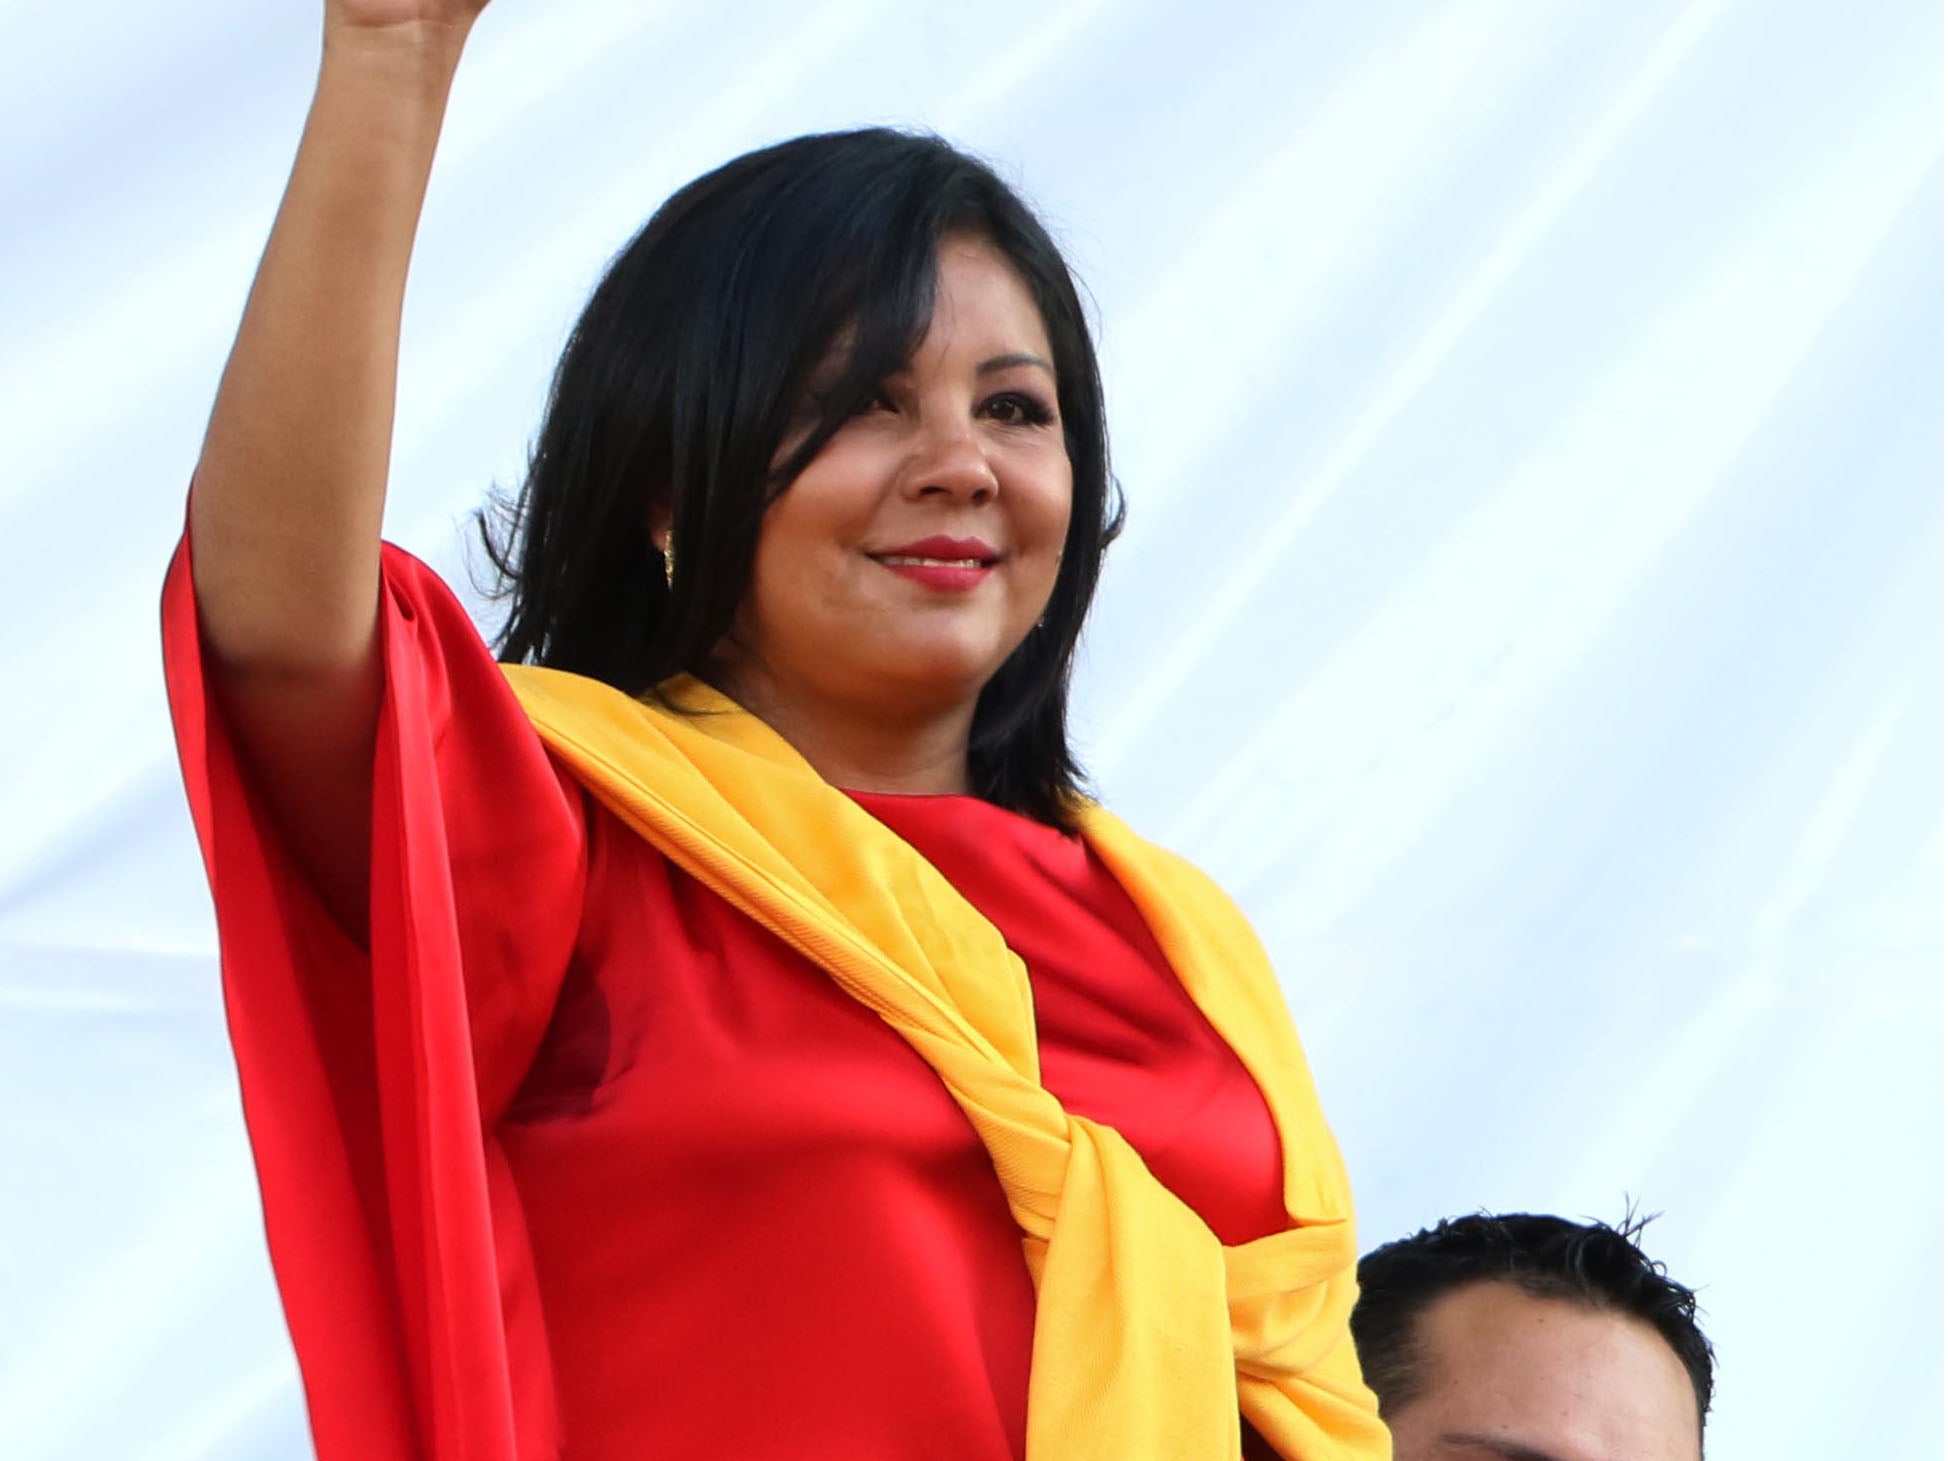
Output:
[189,3,488,935]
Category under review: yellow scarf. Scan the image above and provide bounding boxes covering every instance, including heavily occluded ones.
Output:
[502,668,1389,1461]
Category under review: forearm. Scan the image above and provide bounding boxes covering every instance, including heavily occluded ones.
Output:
[187,17,479,941]
[189,20,472,674]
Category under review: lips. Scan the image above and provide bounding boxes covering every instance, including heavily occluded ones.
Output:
[867,535,1000,593]
[869,535,1000,567]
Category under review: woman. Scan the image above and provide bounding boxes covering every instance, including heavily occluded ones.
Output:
[164,2,1388,1458]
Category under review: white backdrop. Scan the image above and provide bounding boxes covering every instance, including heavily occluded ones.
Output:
[0,2,1940,1457]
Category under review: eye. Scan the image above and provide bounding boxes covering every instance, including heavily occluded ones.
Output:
[981,390,1056,427]
[851,386,897,417]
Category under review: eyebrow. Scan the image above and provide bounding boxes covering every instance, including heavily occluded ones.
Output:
[1434,1435,1572,1461]
[976,352,1055,376]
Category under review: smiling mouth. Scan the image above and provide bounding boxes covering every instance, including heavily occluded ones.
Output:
[868,552,1000,593]
[873,553,996,568]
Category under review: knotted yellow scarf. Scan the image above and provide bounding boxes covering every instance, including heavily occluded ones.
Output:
[502,668,1389,1461]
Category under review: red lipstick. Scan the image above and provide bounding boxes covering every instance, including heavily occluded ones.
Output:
[868,536,1000,593]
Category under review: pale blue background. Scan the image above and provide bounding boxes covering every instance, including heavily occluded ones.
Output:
[0,1,1940,1456]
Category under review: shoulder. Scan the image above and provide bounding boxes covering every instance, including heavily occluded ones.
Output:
[1077,807,1262,944]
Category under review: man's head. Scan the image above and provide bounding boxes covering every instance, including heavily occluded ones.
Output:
[1352,1213,1714,1461]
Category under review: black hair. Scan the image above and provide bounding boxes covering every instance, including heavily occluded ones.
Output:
[480,127,1122,826]
[1351,1211,1715,1431]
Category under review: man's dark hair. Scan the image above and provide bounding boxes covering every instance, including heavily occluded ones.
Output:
[482,126,1121,827]
[1351,1211,1715,1430]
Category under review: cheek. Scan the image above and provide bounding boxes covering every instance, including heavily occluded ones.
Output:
[1051,483,1074,547]
[739,509,811,637]
[1033,462,1075,565]
[746,533,830,633]
[742,496,869,636]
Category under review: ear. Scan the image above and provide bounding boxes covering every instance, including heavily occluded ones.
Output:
[647,504,673,554]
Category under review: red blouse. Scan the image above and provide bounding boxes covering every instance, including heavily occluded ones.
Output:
[164,541,1288,1459]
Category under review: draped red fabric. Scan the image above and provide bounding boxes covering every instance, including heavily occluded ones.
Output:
[164,538,1287,1459]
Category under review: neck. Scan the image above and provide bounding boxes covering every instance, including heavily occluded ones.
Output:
[704,657,979,797]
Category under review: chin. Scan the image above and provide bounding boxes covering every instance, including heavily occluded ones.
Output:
[865,635,1018,704]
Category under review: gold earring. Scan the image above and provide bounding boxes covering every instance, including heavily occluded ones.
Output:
[662,542,675,587]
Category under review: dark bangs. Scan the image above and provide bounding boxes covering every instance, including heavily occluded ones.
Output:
[482,127,1121,826]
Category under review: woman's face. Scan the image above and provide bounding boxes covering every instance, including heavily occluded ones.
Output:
[727,235,1073,728]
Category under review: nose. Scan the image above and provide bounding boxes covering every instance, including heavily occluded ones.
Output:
[901,416,999,505]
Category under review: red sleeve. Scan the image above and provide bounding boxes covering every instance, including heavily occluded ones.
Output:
[162,534,586,1461]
